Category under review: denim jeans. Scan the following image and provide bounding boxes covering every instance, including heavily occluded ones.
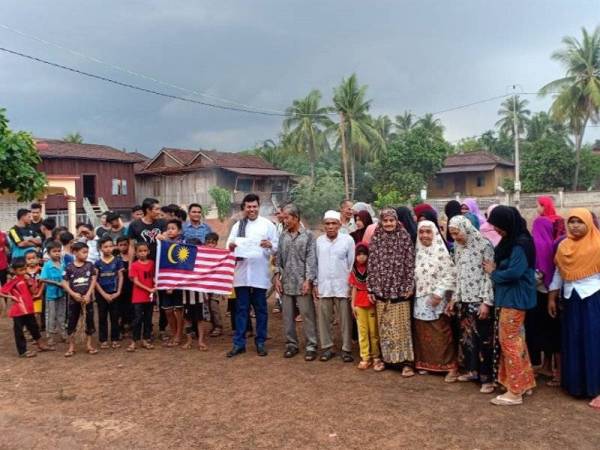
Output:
[233,287,267,348]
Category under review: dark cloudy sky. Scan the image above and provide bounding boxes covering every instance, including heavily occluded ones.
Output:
[1,1,599,156]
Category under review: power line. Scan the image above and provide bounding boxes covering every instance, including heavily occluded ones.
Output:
[0,23,287,115]
[0,46,291,116]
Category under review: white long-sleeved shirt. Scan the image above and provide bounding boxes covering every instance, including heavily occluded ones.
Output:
[549,268,600,300]
[315,233,355,298]
[226,216,278,290]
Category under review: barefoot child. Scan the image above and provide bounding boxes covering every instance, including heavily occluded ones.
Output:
[162,219,184,347]
[62,242,98,357]
[95,236,124,349]
[40,241,67,345]
[128,242,155,351]
[349,243,383,371]
[0,258,54,357]
[24,249,44,330]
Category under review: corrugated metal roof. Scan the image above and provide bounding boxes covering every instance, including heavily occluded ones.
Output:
[36,139,145,163]
[437,164,497,174]
[223,167,292,176]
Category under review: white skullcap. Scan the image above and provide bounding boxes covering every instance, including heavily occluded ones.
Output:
[323,210,341,222]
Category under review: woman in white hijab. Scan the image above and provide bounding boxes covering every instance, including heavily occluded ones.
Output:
[413,220,459,382]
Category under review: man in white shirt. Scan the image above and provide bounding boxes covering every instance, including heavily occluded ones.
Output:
[226,194,278,357]
[315,210,355,362]
[339,199,356,234]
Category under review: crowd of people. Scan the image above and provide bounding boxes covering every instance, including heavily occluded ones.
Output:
[0,194,599,410]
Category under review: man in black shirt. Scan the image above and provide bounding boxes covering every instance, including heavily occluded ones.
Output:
[29,202,44,238]
[127,198,167,262]
[8,209,41,259]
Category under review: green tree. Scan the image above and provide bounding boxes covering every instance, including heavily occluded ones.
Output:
[540,26,600,190]
[0,108,46,201]
[373,126,451,201]
[495,95,531,138]
[332,74,385,199]
[521,135,574,192]
[374,115,394,147]
[283,90,333,182]
[209,186,232,222]
[290,169,345,223]
[394,111,415,135]
[526,111,569,142]
[416,113,445,137]
[64,132,83,143]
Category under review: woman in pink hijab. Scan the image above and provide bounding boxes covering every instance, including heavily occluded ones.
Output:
[479,204,502,246]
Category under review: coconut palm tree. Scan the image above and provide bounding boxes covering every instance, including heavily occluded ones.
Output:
[495,96,531,138]
[374,115,394,147]
[540,26,600,190]
[332,74,385,199]
[64,132,83,144]
[394,111,415,134]
[283,90,333,182]
[526,111,569,142]
[416,113,445,136]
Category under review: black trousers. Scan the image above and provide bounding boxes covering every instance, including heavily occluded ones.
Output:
[67,300,95,336]
[158,291,168,332]
[13,314,41,355]
[119,289,134,329]
[97,296,121,342]
[133,303,153,341]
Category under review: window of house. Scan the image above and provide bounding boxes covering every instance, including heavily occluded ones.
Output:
[254,179,265,192]
[112,179,129,195]
[152,179,161,197]
[236,178,253,192]
[272,179,286,192]
[476,175,485,187]
[435,177,444,189]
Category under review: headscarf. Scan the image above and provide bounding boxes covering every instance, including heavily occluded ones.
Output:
[479,204,502,247]
[415,221,456,298]
[532,217,556,288]
[448,215,495,304]
[444,200,462,244]
[488,206,535,268]
[418,209,450,250]
[414,203,435,220]
[352,242,369,283]
[395,206,417,244]
[351,210,373,244]
[462,198,486,225]
[555,208,600,281]
[538,196,566,239]
[367,208,415,300]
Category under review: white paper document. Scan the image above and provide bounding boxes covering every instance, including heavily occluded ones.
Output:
[234,237,264,259]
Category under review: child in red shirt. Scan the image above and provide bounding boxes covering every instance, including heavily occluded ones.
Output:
[25,249,44,329]
[348,243,382,371]
[0,258,54,357]
[127,242,155,352]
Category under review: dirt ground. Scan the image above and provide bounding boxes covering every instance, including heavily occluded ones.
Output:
[1,300,599,450]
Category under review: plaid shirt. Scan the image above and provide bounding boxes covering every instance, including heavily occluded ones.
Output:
[183,221,212,244]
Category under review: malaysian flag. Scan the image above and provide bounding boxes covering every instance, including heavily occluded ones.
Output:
[155,240,235,295]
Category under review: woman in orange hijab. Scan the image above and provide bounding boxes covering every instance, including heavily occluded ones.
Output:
[550,208,600,409]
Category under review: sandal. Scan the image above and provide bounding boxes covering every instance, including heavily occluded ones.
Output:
[142,342,154,350]
[126,344,136,352]
[358,360,372,370]
[490,393,523,406]
[373,359,385,372]
[20,350,37,358]
[37,345,55,352]
[457,373,478,382]
[547,377,561,387]
[401,367,415,378]
[319,350,336,362]
[87,348,99,355]
[100,342,110,349]
[112,342,121,349]
[444,372,459,383]
[181,342,192,350]
[198,343,209,351]
[209,328,222,337]
[480,383,495,394]
[418,370,428,375]
[64,350,75,358]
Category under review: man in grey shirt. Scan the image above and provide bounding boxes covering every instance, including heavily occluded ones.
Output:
[275,204,318,361]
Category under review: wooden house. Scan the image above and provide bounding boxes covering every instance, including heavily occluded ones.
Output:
[428,150,515,197]
[135,147,293,212]
[36,139,145,216]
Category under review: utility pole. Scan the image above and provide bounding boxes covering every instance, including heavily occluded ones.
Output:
[511,86,521,209]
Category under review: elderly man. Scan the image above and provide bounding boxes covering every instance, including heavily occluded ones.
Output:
[339,199,356,234]
[274,204,318,361]
[315,210,355,362]
[226,193,278,357]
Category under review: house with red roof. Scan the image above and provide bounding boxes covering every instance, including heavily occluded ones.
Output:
[135,147,293,213]
[428,150,515,197]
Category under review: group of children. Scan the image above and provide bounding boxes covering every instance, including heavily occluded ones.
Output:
[0,218,224,358]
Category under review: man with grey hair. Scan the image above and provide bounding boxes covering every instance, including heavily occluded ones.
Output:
[274,204,318,361]
[339,199,356,234]
[315,210,355,362]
